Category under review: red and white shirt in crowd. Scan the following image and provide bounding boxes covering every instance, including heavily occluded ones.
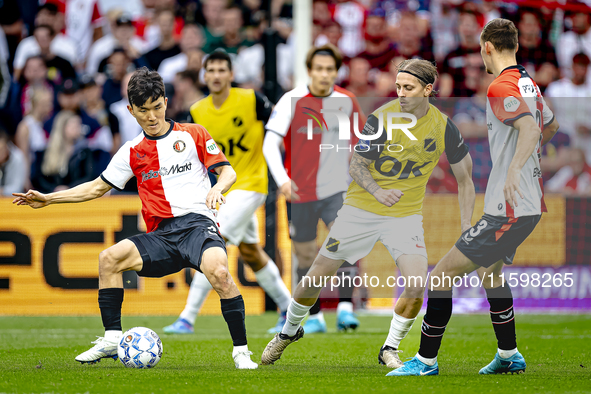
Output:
[485,64,555,218]
[265,85,365,203]
[47,0,104,63]
[101,120,229,232]
[547,162,591,194]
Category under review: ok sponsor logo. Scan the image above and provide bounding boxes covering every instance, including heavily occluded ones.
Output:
[141,162,192,183]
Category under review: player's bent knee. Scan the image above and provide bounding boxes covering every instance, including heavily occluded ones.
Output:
[403,285,425,299]
[98,249,118,275]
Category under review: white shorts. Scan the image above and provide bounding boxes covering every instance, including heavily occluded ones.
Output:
[217,190,266,245]
[319,205,428,263]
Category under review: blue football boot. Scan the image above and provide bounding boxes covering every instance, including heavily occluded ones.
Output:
[336,310,359,331]
[267,311,287,334]
[163,318,194,334]
[479,351,526,374]
[386,356,439,376]
[302,315,327,333]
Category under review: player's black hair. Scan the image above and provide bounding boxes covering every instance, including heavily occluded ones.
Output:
[204,50,232,71]
[127,67,166,108]
[306,43,343,71]
[480,18,518,52]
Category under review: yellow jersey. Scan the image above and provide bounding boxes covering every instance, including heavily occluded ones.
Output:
[190,88,272,194]
[344,99,468,217]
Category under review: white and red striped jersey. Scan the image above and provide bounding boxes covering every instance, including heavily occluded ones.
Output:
[101,120,229,232]
[265,85,365,203]
[485,65,555,218]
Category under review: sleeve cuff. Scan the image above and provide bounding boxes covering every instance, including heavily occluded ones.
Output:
[503,112,533,126]
[208,161,231,173]
[544,114,555,127]
[100,174,123,191]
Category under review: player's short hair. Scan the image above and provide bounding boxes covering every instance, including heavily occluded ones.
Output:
[396,58,439,96]
[306,44,343,71]
[204,50,232,71]
[127,67,166,108]
[480,18,518,53]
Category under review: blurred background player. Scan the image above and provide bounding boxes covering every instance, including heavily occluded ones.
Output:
[263,44,365,334]
[261,59,474,368]
[388,18,560,377]
[163,50,291,335]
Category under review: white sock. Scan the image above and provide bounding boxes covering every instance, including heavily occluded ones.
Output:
[498,348,518,359]
[104,330,122,342]
[384,312,416,349]
[232,344,249,357]
[416,353,437,366]
[179,271,212,325]
[254,260,291,312]
[337,301,353,314]
[281,299,312,336]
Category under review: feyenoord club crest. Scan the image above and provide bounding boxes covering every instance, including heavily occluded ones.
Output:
[173,140,186,153]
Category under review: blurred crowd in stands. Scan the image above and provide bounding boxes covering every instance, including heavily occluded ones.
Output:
[0,0,590,197]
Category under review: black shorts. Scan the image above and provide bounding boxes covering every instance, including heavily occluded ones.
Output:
[455,213,541,268]
[129,213,226,277]
[290,192,344,242]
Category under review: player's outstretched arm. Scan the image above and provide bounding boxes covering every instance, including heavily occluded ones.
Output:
[12,177,113,209]
[450,153,475,232]
[505,115,542,209]
[349,152,403,207]
[541,117,560,146]
[206,165,236,209]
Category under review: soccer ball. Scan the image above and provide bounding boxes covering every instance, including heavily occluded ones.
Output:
[118,327,163,368]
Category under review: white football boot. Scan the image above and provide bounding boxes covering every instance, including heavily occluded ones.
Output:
[233,350,259,369]
[75,336,119,364]
[261,326,304,365]
[378,346,404,369]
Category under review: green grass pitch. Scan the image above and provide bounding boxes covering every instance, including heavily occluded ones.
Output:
[1,313,590,393]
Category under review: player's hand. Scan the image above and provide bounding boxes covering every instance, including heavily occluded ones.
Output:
[372,188,403,207]
[280,180,300,202]
[504,167,524,209]
[12,190,50,209]
[205,185,226,209]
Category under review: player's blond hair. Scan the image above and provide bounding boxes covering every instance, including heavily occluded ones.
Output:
[396,58,439,97]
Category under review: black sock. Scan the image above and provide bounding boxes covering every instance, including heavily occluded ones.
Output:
[221,295,247,346]
[486,283,517,351]
[98,288,124,331]
[309,298,321,315]
[418,289,453,359]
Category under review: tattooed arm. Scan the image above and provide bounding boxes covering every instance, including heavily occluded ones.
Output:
[349,152,403,207]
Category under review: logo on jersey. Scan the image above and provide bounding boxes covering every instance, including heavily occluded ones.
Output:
[206,139,220,155]
[141,162,193,182]
[173,140,186,153]
[533,168,542,178]
[232,117,243,127]
[503,97,520,112]
[136,152,146,160]
[326,238,340,252]
[424,138,436,152]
